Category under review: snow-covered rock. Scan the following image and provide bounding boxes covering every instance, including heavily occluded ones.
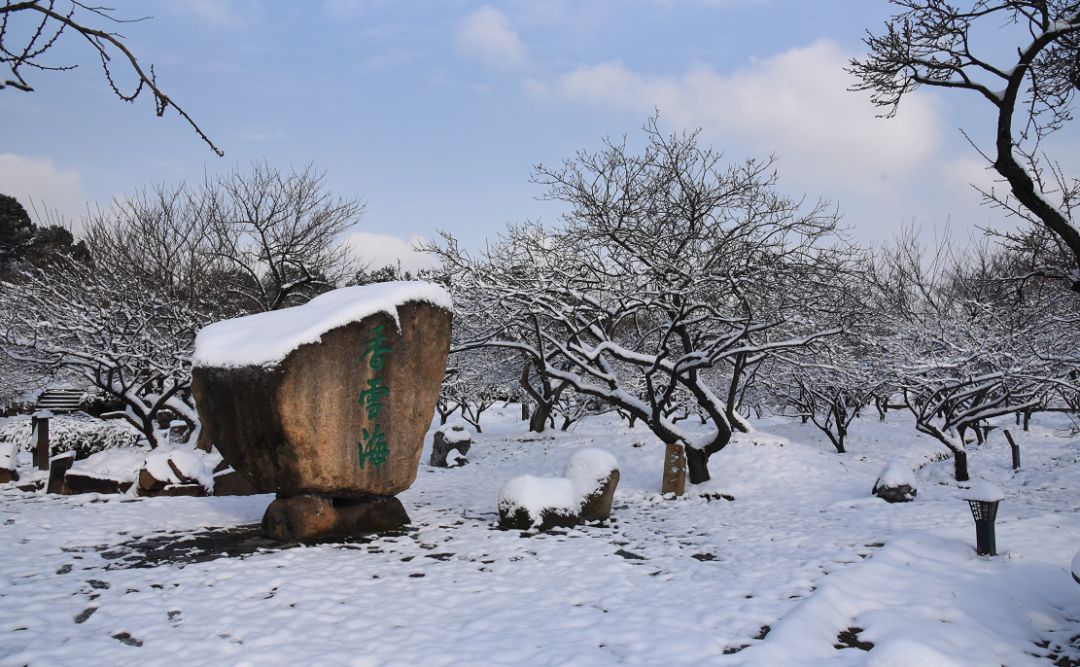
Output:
[70,448,147,484]
[0,441,16,472]
[0,441,18,483]
[1072,549,1080,585]
[140,447,220,495]
[430,422,473,467]
[499,449,620,530]
[872,461,917,503]
[64,448,148,495]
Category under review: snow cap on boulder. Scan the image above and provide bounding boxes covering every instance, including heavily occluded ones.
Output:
[192,281,452,369]
[564,448,619,495]
[0,441,16,471]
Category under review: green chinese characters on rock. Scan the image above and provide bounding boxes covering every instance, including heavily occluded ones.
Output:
[358,377,389,417]
[358,424,389,469]
[357,323,393,469]
[363,323,392,370]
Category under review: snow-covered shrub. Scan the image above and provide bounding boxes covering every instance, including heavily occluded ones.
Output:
[0,413,145,460]
[79,391,126,418]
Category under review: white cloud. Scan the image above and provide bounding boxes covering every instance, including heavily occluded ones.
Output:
[455,7,526,68]
[342,232,440,274]
[0,154,86,229]
[168,0,246,28]
[542,40,942,193]
[945,156,1000,196]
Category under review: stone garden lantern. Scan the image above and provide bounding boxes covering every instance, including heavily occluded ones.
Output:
[962,480,1004,557]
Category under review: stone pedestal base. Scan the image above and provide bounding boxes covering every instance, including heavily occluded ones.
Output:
[261,494,410,542]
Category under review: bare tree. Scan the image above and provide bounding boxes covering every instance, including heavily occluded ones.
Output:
[428,119,853,488]
[206,162,365,312]
[0,164,367,444]
[0,250,211,447]
[869,231,1055,480]
[439,348,516,433]
[850,0,1080,291]
[1,0,222,155]
[768,339,885,454]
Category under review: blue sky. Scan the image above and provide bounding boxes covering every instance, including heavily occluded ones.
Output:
[2,0,1074,270]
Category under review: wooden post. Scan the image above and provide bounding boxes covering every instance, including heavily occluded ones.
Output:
[661,442,686,497]
[32,415,50,471]
[1004,429,1020,471]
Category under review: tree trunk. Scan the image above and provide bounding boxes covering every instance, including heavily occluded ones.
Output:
[521,402,530,421]
[685,446,711,485]
[529,401,550,433]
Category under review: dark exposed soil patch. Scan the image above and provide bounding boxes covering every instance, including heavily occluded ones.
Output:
[99,525,418,569]
[834,627,874,651]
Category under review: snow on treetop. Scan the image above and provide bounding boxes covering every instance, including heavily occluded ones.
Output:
[192,281,452,369]
[961,480,1005,503]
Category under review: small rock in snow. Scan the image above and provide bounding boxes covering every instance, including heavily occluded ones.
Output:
[872,461,918,503]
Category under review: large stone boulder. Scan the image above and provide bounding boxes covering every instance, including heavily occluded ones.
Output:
[499,449,620,530]
[191,282,452,540]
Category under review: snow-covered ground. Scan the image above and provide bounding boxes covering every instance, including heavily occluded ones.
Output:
[0,407,1077,666]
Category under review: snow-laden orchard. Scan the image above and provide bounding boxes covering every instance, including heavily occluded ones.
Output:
[1,408,1078,666]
